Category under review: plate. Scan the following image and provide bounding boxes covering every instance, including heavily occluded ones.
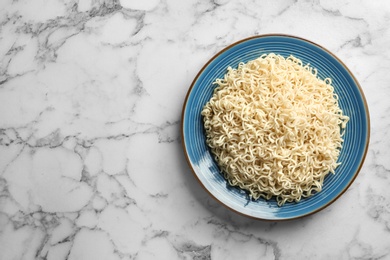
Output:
[181,34,370,221]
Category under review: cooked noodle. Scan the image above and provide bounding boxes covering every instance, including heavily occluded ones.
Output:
[201,53,349,206]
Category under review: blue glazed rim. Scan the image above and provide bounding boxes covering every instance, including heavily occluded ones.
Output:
[181,34,370,221]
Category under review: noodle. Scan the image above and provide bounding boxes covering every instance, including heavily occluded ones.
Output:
[201,53,349,206]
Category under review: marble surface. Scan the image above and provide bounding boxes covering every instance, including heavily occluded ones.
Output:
[0,0,389,259]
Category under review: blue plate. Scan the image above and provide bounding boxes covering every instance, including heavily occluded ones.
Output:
[181,34,370,220]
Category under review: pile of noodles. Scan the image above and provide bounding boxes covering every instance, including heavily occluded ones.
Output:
[201,53,349,206]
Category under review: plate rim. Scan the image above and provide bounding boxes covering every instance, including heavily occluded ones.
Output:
[181,33,371,221]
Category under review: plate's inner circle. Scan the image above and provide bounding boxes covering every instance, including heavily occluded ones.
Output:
[182,35,369,220]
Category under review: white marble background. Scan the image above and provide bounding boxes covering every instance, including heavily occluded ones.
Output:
[0,0,389,259]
